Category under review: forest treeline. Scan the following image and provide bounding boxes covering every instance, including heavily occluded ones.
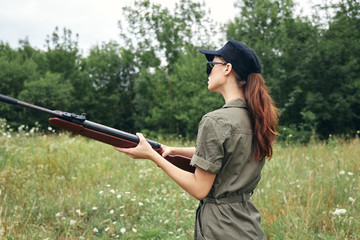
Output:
[0,0,359,142]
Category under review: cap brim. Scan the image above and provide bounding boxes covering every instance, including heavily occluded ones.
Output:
[199,48,219,61]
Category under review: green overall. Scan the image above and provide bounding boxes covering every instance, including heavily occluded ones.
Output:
[190,98,266,240]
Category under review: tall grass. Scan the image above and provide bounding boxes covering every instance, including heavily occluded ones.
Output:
[256,137,359,239]
[0,126,359,239]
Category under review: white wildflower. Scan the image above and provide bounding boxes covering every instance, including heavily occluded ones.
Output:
[347,172,354,176]
[105,227,110,232]
[339,170,346,175]
[138,202,143,206]
[110,209,114,214]
[348,197,355,204]
[70,220,76,225]
[48,126,52,131]
[76,209,81,215]
[132,228,137,233]
[117,194,121,199]
[106,184,111,187]
[110,189,116,194]
[93,227,98,233]
[120,228,126,234]
[92,207,98,211]
[164,219,169,224]
[55,212,61,217]
[332,208,347,215]
[99,191,104,195]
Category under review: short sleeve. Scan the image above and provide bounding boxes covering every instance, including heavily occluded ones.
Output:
[190,116,226,173]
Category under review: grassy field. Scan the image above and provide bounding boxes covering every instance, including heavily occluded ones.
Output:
[0,127,359,239]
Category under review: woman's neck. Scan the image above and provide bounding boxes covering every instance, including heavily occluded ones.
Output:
[222,81,245,103]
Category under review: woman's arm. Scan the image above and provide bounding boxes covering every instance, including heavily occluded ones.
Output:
[115,133,215,200]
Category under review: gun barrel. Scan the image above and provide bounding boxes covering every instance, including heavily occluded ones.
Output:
[0,94,62,118]
[0,94,19,105]
[19,101,63,117]
[0,93,160,148]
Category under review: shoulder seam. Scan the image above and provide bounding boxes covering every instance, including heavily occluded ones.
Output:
[202,115,227,138]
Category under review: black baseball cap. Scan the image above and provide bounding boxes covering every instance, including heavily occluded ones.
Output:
[199,40,261,80]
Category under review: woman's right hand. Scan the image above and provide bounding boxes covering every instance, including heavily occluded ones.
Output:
[160,144,172,157]
[161,146,196,159]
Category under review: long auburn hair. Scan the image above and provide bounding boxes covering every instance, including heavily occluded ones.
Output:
[236,73,279,161]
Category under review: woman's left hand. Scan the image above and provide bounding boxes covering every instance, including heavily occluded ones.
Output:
[114,133,157,160]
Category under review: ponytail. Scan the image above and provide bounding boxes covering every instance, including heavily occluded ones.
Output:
[237,73,279,161]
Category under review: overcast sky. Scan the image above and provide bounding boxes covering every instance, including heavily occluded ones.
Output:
[0,0,321,55]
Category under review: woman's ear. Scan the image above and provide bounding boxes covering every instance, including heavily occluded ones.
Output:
[224,63,233,76]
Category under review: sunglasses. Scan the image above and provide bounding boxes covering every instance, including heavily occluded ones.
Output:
[206,61,227,75]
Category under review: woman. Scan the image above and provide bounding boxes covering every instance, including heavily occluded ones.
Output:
[115,40,278,239]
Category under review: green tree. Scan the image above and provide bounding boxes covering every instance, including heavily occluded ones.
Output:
[226,0,360,140]
[120,0,220,136]
[305,0,360,137]
[43,27,86,114]
[120,0,216,71]
[44,27,80,80]
[83,42,137,131]
[226,0,321,141]
[133,67,173,134]
[18,72,74,128]
[0,41,39,97]
[0,41,39,127]
[171,46,223,137]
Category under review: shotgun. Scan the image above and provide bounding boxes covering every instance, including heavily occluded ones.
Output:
[0,94,195,173]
